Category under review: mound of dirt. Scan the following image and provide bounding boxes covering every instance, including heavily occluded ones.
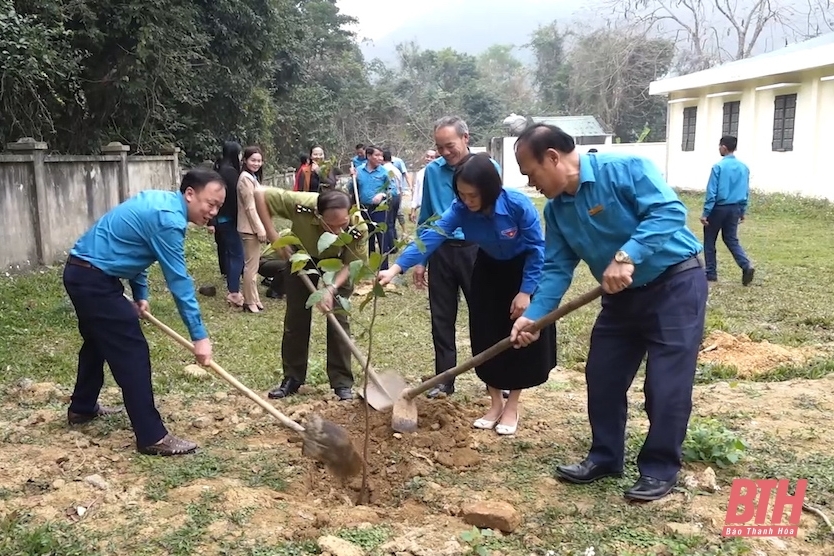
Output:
[283,396,479,506]
[698,330,819,377]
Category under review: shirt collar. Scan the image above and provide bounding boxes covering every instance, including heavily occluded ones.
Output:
[178,191,188,216]
[578,154,596,186]
[493,189,511,216]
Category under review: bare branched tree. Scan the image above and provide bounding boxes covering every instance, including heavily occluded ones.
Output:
[606,0,833,73]
[564,24,675,141]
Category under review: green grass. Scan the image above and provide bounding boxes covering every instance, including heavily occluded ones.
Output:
[1,190,834,554]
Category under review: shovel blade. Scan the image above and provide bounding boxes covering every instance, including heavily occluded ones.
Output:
[391,395,418,434]
[359,371,409,411]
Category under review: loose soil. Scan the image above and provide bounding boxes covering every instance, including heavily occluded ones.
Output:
[699,330,821,377]
[2,367,833,555]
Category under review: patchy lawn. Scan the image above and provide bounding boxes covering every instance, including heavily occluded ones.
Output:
[1,190,833,556]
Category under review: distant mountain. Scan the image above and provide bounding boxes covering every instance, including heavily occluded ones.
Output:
[357,0,593,65]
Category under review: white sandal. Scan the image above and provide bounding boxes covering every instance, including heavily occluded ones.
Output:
[495,411,520,436]
[473,412,503,430]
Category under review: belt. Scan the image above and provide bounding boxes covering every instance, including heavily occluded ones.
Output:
[66,255,101,272]
[643,255,703,287]
[444,239,473,247]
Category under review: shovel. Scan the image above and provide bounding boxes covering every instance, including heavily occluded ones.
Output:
[282,247,408,411]
[391,286,604,433]
[140,309,363,479]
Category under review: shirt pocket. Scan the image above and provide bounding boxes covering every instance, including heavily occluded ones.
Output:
[585,199,626,239]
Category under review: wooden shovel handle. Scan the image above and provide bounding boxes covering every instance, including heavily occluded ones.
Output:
[141,310,305,433]
[281,247,391,395]
[404,286,604,401]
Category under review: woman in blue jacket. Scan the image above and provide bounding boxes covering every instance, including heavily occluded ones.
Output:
[378,153,556,435]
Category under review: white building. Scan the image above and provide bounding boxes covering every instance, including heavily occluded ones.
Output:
[649,33,834,200]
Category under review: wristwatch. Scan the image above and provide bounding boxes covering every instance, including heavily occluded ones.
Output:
[614,250,634,265]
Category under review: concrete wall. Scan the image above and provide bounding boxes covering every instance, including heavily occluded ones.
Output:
[0,139,180,271]
[664,65,834,199]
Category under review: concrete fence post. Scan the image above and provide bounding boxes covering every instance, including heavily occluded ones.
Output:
[6,137,49,264]
[160,145,181,190]
[101,141,131,202]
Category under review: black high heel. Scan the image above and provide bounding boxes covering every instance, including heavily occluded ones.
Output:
[243,305,261,313]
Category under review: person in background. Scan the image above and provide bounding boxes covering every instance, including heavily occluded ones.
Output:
[293,154,310,192]
[252,188,369,401]
[211,141,245,307]
[297,146,339,193]
[351,144,366,170]
[510,123,707,502]
[700,135,754,285]
[63,168,224,456]
[236,146,267,313]
[418,116,501,398]
[410,149,437,223]
[379,153,553,435]
[355,145,397,270]
[382,149,404,242]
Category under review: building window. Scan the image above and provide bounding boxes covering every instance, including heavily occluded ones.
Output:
[722,101,740,137]
[772,93,796,152]
[681,106,696,151]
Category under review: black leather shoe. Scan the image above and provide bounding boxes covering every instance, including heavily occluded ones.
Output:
[268,377,303,399]
[624,475,677,501]
[334,387,353,401]
[742,267,755,286]
[67,405,124,426]
[554,458,623,484]
[426,383,455,399]
[265,288,284,299]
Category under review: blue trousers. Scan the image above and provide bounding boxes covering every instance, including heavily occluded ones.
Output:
[364,204,394,271]
[63,263,168,448]
[215,221,244,292]
[703,204,751,279]
[584,265,708,481]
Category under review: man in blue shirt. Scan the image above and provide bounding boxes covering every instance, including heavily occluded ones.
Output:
[509,123,708,502]
[700,135,754,285]
[63,168,226,457]
[355,145,397,270]
[417,116,502,398]
[351,143,367,170]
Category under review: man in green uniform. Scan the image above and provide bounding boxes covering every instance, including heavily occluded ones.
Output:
[253,187,369,401]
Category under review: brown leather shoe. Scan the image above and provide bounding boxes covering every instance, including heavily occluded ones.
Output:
[138,434,198,456]
[67,405,124,425]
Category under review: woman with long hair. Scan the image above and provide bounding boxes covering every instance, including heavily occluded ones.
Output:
[236,146,266,313]
[378,153,556,436]
[212,141,245,307]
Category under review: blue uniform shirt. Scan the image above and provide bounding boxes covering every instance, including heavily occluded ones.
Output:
[356,163,396,205]
[70,190,208,341]
[351,155,366,169]
[703,154,750,217]
[398,188,544,293]
[418,154,502,241]
[524,152,703,321]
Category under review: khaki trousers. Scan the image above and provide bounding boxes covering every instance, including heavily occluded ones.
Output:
[240,233,263,307]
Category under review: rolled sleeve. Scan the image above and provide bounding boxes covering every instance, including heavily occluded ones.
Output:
[150,216,207,341]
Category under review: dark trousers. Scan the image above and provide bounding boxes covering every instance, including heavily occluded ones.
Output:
[63,263,167,448]
[703,203,751,279]
[280,270,354,389]
[215,221,244,292]
[584,265,708,481]
[427,240,479,380]
[364,204,394,270]
[258,258,287,296]
[388,195,402,242]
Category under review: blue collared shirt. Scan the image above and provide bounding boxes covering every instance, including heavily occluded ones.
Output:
[392,156,408,177]
[524,152,703,321]
[356,163,397,205]
[703,154,750,217]
[70,190,208,341]
[418,154,502,241]
[351,155,366,169]
[397,188,544,293]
